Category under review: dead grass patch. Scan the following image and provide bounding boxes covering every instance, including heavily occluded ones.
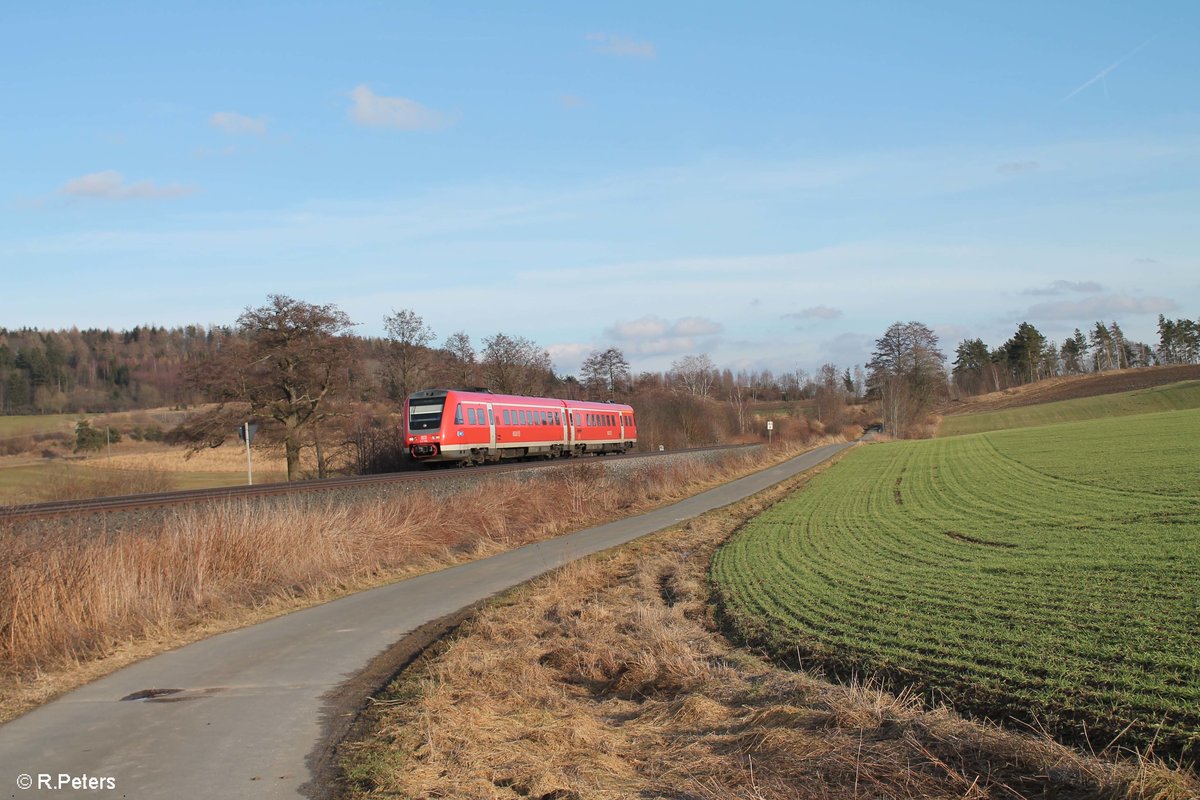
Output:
[344,464,1199,800]
[71,443,292,474]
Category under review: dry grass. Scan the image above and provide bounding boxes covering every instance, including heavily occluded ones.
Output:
[34,463,177,500]
[344,465,1200,800]
[0,444,792,722]
[71,443,293,473]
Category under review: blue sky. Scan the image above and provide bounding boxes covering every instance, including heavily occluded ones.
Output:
[2,1,1196,376]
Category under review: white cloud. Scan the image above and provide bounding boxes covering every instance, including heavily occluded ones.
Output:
[546,341,595,374]
[209,111,267,135]
[349,85,452,130]
[819,332,874,369]
[59,170,196,200]
[672,316,723,336]
[1027,293,1178,321]
[585,32,656,59]
[784,305,842,322]
[604,314,723,357]
[1022,280,1105,296]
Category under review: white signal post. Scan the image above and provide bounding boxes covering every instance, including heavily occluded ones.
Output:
[767,419,774,445]
[243,422,253,485]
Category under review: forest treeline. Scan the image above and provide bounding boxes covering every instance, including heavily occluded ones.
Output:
[949,315,1197,396]
[1,299,1191,477]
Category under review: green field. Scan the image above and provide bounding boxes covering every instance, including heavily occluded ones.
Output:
[712,408,1200,762]
[938,380,1200,436]
[0,413,79,438]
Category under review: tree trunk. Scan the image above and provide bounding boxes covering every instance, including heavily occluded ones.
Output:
[285,436,302,481]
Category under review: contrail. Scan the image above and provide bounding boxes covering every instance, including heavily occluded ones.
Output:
[1062,37,1153,101]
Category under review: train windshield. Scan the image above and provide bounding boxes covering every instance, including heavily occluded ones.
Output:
[408,401,444,431]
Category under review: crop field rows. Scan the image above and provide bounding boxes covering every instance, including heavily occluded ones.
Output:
[712,408,1200,762]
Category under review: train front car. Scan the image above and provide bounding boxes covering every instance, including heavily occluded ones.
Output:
[405,388,452,462]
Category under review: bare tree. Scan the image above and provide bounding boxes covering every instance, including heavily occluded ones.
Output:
[814,362,845,428]
[382,308,434,400]
[669,354,717,398]
[439,331,479,388]
[481,332,554,394]
[168,295,357,480]
[580,347,631,398]
[866,321,945,437]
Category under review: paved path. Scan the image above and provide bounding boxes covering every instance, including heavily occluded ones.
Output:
[0,443,851,799]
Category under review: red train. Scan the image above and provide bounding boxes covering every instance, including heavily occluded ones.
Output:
[404,388,638,465]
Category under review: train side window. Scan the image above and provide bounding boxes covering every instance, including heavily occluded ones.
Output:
[503,410,510,425]
[555,412,560,425]
[488,408,494,425]
[454,404,463,425]
[542,411,548,425]
[468,408,476,425]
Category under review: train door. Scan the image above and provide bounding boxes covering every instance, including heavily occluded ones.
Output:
[486,403,496,452]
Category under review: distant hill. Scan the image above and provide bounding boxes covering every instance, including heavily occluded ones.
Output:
[938,366,1200,437]
[942,364,1200,415]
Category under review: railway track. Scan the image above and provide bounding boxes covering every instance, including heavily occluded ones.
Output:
[0,444,758,523]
